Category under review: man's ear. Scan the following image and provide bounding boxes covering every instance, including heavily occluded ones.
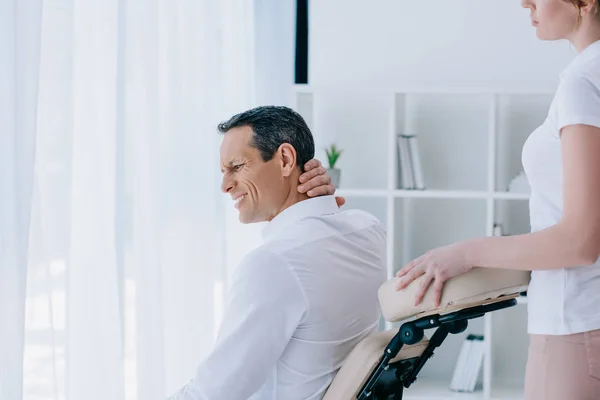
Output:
[278,143,297,177]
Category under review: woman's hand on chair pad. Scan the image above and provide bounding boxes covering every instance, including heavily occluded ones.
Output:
[395,242,474,307]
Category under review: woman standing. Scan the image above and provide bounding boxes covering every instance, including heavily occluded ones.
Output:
[299,1,600,398]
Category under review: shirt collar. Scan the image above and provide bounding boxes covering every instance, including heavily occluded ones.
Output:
[262,195,340,242]
[560,39,600,79]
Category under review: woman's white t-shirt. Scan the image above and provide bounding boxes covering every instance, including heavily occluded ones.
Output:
[522,39,600,335]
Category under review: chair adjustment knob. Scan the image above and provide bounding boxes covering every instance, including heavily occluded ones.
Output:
[399,323,424,345]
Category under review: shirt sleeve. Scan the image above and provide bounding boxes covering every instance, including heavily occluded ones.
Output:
[166,248,307,400]
[556,72,600,132]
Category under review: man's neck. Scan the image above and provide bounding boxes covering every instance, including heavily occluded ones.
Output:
[270,184,310,222]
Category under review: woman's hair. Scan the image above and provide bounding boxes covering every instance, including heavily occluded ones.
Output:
[566,0,600,24]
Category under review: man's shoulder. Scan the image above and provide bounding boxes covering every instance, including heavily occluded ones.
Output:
[266,208,386,256]
[308,207,386,238]
[336,207,384,226]
[231,246,298,290]
[237,246,283,272]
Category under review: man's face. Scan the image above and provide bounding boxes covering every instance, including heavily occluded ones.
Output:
[220,126,288,224]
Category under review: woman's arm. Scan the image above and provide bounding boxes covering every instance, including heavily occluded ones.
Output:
[464,123,600,271]
[397,123,600,305]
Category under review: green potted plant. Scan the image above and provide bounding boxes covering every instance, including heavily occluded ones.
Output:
[325,143,343,188]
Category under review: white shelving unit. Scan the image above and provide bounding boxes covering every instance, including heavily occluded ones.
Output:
[292,84,555,400]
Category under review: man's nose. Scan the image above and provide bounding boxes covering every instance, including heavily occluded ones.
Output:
[221,175,234,194]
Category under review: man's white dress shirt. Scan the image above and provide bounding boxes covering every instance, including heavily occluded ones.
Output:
[168,195,387,399]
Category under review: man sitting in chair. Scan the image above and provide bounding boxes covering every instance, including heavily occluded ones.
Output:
[167,106,387,400]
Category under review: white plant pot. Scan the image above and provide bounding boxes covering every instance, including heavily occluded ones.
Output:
[327,168,341,188]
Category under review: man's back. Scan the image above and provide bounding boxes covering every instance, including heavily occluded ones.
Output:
[166,106,387,400]
[252,196,387,399]
[169,196,386,400]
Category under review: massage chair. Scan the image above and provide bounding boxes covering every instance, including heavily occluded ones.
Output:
[323,268,530,399]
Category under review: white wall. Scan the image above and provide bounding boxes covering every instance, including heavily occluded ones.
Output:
[309,0,577,89]
[254,0,295,106]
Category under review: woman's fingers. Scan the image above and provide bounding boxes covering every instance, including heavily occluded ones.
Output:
[396,259,416,278]
[414,273,434,306]
[395,264,423,290]
[432,278,446,308]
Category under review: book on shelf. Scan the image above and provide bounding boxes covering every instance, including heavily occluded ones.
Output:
[449,333,484,393]
[493,222,504,237]
[397,134,425,190]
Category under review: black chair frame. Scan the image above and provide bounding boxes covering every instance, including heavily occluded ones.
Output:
[356,297,519,400]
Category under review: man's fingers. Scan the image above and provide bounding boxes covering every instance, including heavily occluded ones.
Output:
[414,273,433,306]
[335,196,345,208]
[298,166,326,187]
[307,184,334,197]
[304,174,331,193]
[303,159,322,173]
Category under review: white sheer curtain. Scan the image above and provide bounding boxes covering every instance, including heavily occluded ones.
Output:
[3,1,256,400]
[223,0,297,278]
[0,2,43,400]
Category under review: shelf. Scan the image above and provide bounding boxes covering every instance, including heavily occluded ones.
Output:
[293,84,556,96]
[493,192,529,200]
[403,378,484,399]
[394,197,487,269]
[395,190,487,199]
[334,189,529,200]
[491,382,525,400]
[294,86,537,400]
[495,94,553,193]
[334,189,388,198]
[311,91,391,189]
[401,378,524,400]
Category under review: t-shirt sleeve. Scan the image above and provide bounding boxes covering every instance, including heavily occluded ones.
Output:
[556,73,600,132]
